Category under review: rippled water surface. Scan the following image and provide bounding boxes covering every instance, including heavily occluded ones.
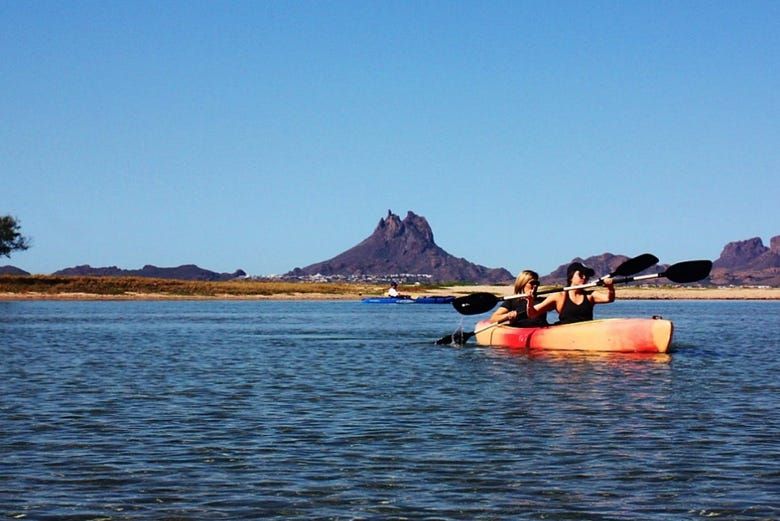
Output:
[1,300,779,520]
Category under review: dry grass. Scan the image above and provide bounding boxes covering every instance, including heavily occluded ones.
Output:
[2,275,778,300]
[0,275,387,299]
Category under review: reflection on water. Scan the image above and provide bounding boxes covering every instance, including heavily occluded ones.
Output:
[486,345,673,364]
[1,300,778,520]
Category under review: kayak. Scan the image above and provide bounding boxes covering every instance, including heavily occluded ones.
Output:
[362,297,415,304]
[474,317,673,353]
[362,295,455,304]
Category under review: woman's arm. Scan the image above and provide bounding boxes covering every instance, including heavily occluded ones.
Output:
[590,277,616,304]
[489,305,516,323]
[527,293,558,318]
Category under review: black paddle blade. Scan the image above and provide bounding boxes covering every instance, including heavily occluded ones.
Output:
[662,260,713,283]
[451,292,499,315]
[435,330,476,346]
[611,253,659,277]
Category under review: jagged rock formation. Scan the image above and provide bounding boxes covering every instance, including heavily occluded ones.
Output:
[52,264,246,282]
[710,236,780,286]
[286,210,513,284]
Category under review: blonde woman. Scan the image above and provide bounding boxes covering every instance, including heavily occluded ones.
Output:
[489,270,548,327]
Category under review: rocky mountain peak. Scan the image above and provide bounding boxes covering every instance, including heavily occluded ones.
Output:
[286,210,512,283]
[374,210,434,244]
[710,235,780,286]
[714,237,769,269]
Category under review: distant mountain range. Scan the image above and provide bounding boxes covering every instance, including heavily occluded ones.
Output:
[523,236,779,287]
[0,264,246,282]
[1,211,778,286]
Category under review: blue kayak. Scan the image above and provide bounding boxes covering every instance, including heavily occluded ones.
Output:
[362,295,455,304]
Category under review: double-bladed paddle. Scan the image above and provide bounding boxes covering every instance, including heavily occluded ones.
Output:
[451,253,660,316]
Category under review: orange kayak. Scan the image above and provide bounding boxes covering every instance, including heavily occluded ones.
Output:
[474,317,673,353]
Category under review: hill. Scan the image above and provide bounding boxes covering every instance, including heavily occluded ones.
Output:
[709,236,780,286]
[52,264,246,282]
[540,253,663,285]
[286,210,513,284]
[0,265,30,276]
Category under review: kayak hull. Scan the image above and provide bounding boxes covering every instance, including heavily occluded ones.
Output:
[362,297,415,304]
[413,296,455,304]
[474,318,673,353]
[362,296,455,304]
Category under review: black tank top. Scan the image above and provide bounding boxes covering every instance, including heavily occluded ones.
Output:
[558,291,594,324]
[501,298,548,327]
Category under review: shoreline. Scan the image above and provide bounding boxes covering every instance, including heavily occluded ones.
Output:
[2,286,779,301]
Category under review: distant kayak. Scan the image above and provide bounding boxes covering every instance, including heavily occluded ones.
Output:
[474,317,673,353]
[362,295,455,304]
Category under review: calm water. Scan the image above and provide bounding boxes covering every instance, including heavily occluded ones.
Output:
[1,299,778,520]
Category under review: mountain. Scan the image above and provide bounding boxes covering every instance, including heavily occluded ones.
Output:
[0,265,30,276]
[52,264,246,282]
[540,253,664,285]
[710,236,780,286]
[286,210,513,284]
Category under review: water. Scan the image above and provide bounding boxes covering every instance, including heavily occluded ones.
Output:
[1,299,779,520]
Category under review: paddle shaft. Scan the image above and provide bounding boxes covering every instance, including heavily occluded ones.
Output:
[501,279,612,302]
[499,263,708,303]
[452,258,710,316]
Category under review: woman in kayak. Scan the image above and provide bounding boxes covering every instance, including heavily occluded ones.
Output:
[489,270,549,327]
[526,262,614,324]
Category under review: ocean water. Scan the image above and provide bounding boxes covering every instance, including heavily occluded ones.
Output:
[1,299,778,520]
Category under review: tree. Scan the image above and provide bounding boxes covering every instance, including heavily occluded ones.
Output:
[0,215,31,257]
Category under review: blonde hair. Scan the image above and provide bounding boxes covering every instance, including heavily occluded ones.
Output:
[513,270,540,295]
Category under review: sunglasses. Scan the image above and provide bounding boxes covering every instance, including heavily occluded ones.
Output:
[528,280,539,287]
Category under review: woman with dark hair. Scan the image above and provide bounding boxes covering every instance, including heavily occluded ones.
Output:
[526,262,615,324]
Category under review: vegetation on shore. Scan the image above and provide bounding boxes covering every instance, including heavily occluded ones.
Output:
[0,275,389,298]
[1,275,778,300]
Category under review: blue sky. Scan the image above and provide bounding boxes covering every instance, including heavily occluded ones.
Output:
[3,1,778,277]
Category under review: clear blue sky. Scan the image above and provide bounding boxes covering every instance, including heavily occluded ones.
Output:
[3,1,778,277]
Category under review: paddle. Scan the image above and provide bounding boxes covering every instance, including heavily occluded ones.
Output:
[452,253,659,316]
[607,259,712,286]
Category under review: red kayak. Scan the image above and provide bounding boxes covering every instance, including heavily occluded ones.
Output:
[474,317,674,353]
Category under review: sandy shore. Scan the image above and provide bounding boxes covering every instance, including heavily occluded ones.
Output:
[1,286,779,301]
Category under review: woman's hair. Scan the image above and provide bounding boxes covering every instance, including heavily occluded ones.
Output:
[513,270,540,295]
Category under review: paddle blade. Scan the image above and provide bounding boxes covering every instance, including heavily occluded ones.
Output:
[451,292,499,315]
[662,260,713,283]
[435,330,476,346]
[611,253,659,277]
